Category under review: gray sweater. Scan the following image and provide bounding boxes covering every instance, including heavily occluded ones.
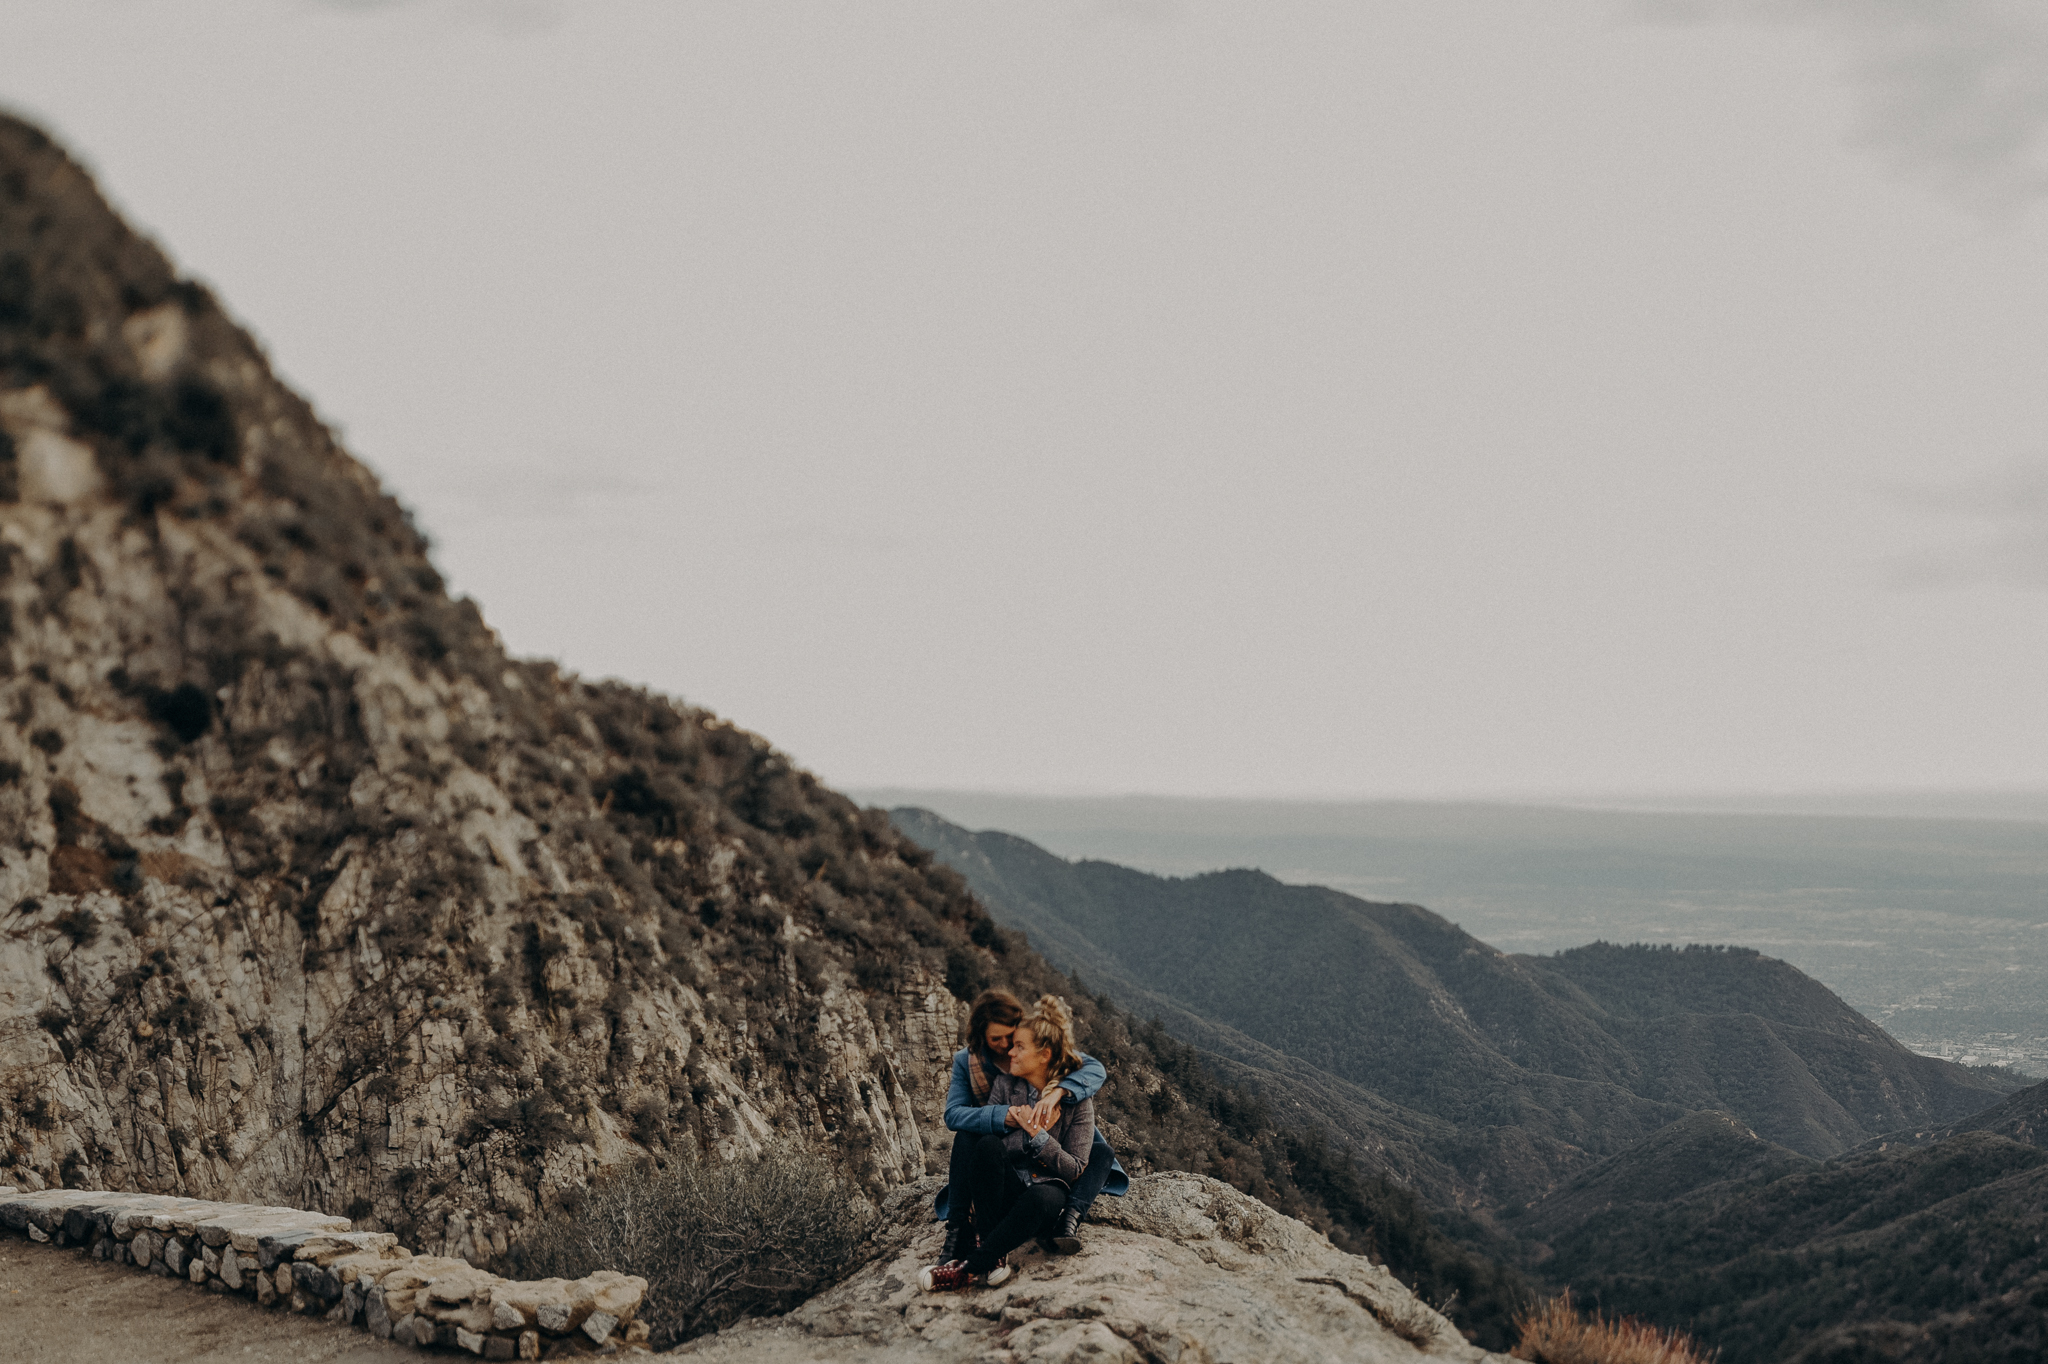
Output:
[988,1070,1095,1187]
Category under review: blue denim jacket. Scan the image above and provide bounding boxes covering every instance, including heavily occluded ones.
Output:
[943,1045,1107,1134]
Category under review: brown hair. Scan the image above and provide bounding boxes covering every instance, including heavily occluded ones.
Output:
[966,988,1024,1055]
[1016,994,1080,1083]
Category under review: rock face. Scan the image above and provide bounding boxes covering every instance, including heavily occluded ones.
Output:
[0,112,1009,1258]
[672,1172,1504,1364]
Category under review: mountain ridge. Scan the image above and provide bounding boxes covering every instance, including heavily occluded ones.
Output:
[894,807,2048,1359]
[892,807,2018,1212]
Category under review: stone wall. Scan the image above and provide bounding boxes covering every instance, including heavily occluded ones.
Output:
[0,1186,647,1358]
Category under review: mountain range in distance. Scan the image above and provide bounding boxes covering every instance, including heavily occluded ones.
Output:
[888,806,2048,1362]
[860,788,2048,1077]
[889,807,2018,1207]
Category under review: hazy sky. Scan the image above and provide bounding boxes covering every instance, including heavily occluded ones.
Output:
[4,0,2045,799]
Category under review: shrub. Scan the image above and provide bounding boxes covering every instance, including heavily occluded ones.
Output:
[507,1146,875,1349]
[627,1094,667,1147]
[943,943,990,1001]
[144,682,213,743]
[1512,1292,1714,1364]
[52,905,98,948]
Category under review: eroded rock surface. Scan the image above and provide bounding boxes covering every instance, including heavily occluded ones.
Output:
[671,1172,1505,1364]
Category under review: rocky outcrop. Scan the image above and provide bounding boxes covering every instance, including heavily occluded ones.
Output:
[0,1185,648,1357]
[672,1172,1505,1364]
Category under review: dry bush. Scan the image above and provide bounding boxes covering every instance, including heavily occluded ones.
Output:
[1513,1291,1715,1364]
[507,1145,875,1349]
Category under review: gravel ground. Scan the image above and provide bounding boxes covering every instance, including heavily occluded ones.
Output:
[0,1237,413,1364]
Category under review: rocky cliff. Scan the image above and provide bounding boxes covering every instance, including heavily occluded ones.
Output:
[0,110,1011,1261]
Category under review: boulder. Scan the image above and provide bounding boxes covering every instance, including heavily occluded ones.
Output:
[414,1263,505,1335]
[504,1272,644,1337]
[291,1231,402,1265]
[367,1284,394,1339]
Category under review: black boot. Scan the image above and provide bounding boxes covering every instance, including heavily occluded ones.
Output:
[940,1222,974,1264]
[1050,1208,1083,1255]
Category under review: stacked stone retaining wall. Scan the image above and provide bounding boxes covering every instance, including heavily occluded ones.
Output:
[0,1187,648,1358]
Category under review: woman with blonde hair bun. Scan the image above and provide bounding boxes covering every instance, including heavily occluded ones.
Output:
[922,995,1098,1291]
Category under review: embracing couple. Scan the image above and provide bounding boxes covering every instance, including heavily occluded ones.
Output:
[919,988,1128,1293]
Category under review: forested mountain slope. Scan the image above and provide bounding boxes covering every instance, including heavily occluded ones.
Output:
[895,808,2018,1209]
[1856,1075,2048,1154]
[1513,1109,1814,1240]
[1529,1127,2048,1363]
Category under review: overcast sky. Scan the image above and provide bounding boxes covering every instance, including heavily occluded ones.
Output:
[4,0,2045,800]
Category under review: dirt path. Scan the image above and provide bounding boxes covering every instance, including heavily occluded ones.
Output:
[0,1238,413,1364]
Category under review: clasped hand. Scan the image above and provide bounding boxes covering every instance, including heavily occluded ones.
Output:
[1004,1089,1066,1137]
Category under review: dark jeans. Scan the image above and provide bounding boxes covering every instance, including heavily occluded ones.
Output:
[945,1128,1116,1229]
[962,1135,1065,1276]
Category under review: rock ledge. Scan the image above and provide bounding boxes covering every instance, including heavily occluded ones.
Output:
[673,1171,1507,1364]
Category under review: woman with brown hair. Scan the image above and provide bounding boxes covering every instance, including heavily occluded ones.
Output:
[922,995,1097,1290]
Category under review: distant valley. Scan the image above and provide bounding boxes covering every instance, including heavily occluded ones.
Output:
[863,790,2048,1076]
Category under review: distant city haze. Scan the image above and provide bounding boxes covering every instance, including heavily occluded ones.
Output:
[4,0,2046,800]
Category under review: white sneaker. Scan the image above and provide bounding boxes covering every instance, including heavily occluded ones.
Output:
[985,1258,1014,1288]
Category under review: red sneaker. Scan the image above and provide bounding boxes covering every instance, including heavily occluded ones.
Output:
[919,1260,972,1292]
[919,1256,1010,1292]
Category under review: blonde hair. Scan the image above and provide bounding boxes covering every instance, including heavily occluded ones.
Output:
[1016,994,1080,1083]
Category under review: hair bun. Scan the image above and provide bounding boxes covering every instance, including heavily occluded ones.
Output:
[1023,994,1081,1080]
